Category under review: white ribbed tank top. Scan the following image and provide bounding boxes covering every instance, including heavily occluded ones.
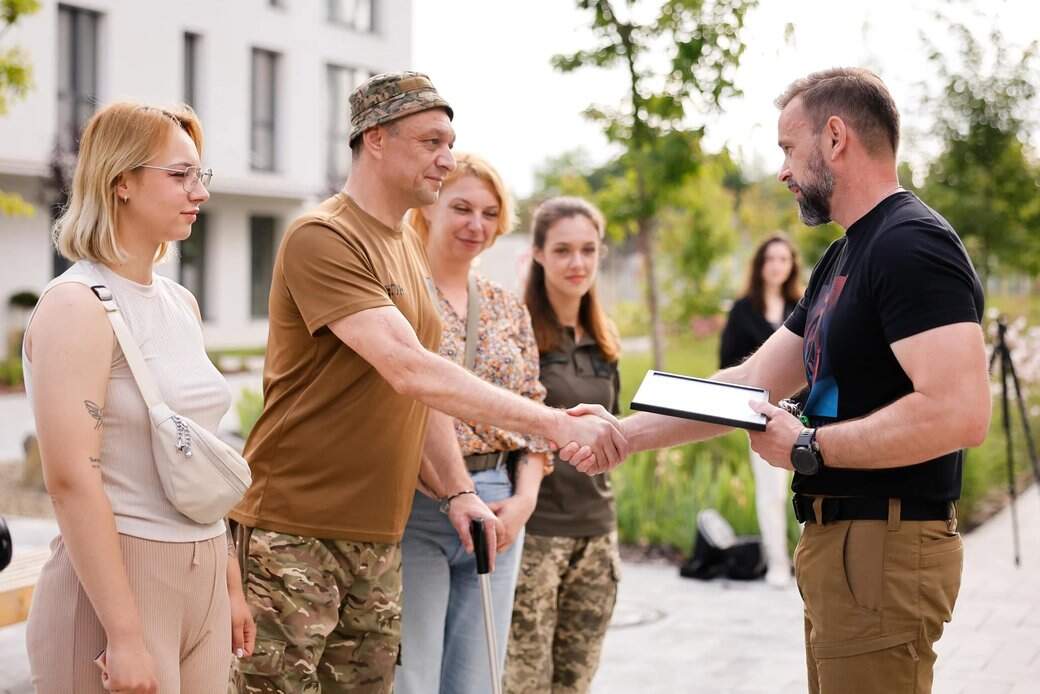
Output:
[23,261,231,541]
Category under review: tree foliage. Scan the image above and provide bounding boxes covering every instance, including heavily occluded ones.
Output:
[0,0,40,217]
[921,23,1040,282]
[659,155,736,323]
[555,0,757,367]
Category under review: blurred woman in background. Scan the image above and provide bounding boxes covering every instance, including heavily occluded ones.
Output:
[719,233,803,587]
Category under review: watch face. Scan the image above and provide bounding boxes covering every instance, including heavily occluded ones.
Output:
[792,447,819,475]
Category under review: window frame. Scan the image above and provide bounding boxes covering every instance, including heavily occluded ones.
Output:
[178,212,208,320]
[250,48,279,172]
[57,4,101,153]
[249,215,278,319]
[326,0,376,33]
[183,31,201,110]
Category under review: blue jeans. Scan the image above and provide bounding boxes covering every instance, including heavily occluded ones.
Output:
[396,466,523,694]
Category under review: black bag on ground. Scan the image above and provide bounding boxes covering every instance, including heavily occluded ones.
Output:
[0,516,12,572]
[679,509,766,581]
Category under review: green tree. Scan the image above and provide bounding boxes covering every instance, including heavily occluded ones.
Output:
[921,24,1040,283]
[0,0,39,217]
[659,155,737,323]
[554,0,757,368]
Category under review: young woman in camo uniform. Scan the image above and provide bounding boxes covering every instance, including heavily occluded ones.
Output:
[504,196,623,694]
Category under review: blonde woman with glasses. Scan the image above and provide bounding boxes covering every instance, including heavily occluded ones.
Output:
[23,102,254,693]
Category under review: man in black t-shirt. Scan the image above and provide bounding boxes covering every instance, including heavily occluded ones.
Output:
[566,68,991,693]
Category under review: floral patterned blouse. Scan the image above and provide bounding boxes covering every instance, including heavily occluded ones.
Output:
[433,274,550,456]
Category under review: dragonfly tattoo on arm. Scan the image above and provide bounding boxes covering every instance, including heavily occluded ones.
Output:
[84,400,104,430]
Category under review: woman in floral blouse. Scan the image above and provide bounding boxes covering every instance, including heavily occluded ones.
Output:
[395,153,553,694]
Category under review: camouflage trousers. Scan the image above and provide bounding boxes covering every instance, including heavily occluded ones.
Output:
[229,528,402,694]
[504,532,621,694]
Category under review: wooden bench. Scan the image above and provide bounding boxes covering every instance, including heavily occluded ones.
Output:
[0,547,50,627]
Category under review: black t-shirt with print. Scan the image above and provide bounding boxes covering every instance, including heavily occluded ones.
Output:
[784,191,984,501]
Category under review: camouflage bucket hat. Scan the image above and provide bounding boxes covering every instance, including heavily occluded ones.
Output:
[348,71,453,143]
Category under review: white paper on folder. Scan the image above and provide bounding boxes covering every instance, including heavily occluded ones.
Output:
[630,370,769,431]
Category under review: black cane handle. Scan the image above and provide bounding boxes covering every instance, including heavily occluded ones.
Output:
[471,518,490,575]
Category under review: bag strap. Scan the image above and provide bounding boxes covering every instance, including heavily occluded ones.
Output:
[82,265,166,409]
[424,273,481,372]
[463,273,480,372]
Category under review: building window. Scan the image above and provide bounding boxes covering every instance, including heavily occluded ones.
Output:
[250,49,279,172]
[183,32,200,109]
[57,4,100,152]
[250,216,277,318]
[179,213,207,319]
[328,0,374,32]
[326,65,370,189]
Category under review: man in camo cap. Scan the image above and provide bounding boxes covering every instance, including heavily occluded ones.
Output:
[231,70,626,693]
[348,70,453,142]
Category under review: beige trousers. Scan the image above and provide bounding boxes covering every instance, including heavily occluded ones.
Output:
[26,533,231,693]
[796,500,962,693]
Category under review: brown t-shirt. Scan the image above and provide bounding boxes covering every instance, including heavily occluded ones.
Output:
[525,327,620,538]
[230,193,441,543]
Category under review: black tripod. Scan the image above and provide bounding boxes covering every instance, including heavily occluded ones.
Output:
[989,317,1040,566]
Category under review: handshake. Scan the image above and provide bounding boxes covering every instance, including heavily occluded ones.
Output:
[547,404,629,475]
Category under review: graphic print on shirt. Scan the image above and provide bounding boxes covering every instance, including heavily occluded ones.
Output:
[802,274,847,421]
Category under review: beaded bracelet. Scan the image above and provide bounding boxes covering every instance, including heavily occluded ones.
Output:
[438,489,477,514]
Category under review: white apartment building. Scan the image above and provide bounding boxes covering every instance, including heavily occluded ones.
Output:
[0,0,412,357]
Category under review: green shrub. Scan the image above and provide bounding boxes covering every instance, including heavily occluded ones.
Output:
[610,300,650,339]
[611,431,802,554]
[0,357,23,388]
[236,388,264,439]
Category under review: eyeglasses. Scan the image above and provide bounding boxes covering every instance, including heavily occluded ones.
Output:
[137,164,213,192]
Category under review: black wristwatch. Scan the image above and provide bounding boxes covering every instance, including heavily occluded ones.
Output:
[791,428,822,475]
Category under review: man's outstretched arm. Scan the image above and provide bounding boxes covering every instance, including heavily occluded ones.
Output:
[328,305,628,468]
[565,326,808,475]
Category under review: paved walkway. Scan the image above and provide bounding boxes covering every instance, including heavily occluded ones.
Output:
[593,483,1040,694]
[3,486,1038,693]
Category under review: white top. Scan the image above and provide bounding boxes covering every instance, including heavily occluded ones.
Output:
[23,261,231,542]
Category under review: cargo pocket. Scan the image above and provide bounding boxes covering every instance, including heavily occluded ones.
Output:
[608,539,623,583]
[919,527,963,632]
[812,630,919,694]
[239,638,286,676]
[799,522,881,646]
[842,521,885,612]
[605,533,622,614]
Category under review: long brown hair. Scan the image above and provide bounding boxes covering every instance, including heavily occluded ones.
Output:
[744,234,803,315]
[523,197,620,362]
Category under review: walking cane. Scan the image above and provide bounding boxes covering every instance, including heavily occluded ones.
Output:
[471,518,503,694]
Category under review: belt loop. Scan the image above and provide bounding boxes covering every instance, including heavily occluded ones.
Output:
[947,501,958,533]
[812,497,824,526]
[887,498,901,532]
